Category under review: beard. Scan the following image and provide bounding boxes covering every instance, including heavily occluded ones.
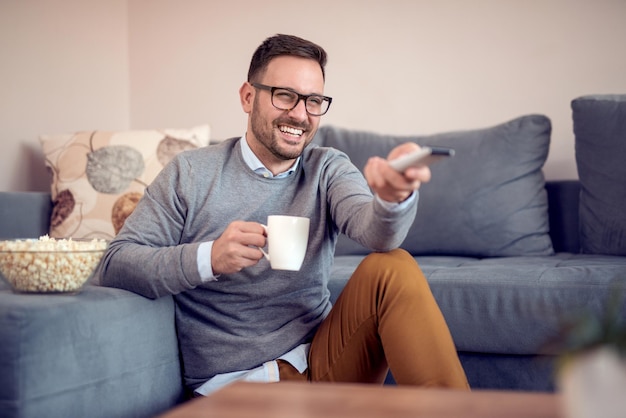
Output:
[249,106,315,161]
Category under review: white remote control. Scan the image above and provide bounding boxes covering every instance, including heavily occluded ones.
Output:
[388,147,455,172]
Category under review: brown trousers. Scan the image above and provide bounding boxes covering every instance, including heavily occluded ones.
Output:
[278,249,469,389]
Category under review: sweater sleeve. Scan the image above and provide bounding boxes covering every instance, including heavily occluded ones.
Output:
[322,150,419,252]
[97,154,205,299]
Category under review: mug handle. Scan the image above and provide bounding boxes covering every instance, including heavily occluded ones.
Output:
[259,224,270,261]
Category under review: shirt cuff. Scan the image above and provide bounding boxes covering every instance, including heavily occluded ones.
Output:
[375,190,418,211]
[197,241,219,282]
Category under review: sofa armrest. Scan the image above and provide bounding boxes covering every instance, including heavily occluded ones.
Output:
[545,180,581,253]
[0,285,184,417]
[0,192,51,239]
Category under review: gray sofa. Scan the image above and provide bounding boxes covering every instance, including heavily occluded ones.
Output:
[1,95,625,418]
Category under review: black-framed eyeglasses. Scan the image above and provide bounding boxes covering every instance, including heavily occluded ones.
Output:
[251,83,332,116]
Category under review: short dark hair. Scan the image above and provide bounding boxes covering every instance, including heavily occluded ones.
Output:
[247,34,327,82]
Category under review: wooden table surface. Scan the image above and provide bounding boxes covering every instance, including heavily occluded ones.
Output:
[161,381,563,418]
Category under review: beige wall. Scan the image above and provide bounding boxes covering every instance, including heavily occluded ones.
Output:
[0,0,130,192]
[2,1,625,192]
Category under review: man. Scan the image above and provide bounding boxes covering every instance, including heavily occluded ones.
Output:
[99,34,468,396]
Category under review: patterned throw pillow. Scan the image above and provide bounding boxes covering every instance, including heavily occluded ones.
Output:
[40,125,210,239]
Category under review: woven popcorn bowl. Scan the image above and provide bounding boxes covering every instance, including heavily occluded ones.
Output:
[0,237,108,294]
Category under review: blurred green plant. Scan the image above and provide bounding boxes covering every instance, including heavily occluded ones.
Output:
[552,289,626,364]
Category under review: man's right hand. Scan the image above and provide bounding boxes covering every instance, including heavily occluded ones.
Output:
[211,221,267,275]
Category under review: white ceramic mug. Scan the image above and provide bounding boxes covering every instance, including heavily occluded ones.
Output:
[260,215,310,271]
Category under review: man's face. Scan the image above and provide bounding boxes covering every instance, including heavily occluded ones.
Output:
[241,55,325,169]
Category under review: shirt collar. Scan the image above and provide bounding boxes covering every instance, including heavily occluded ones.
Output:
[240,135,300,179]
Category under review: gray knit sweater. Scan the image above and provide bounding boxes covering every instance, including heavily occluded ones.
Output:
[98,137,418,390]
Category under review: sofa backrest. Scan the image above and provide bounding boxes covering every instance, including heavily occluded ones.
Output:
[545,180,580,253]
[0,192,52,239]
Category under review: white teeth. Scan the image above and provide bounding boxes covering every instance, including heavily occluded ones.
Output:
[279,126,303,136]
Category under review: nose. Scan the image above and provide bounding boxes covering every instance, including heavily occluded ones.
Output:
[287,98,309,119]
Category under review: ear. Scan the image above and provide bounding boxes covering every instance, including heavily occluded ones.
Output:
[239,82,254,114]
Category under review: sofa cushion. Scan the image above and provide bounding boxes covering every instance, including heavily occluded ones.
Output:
[573,95,626,256]
[315,115,554,257]
[40,126,210,240]
[329,253,626,355]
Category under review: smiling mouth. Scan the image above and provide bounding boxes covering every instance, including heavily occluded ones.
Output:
[279,125,304,138]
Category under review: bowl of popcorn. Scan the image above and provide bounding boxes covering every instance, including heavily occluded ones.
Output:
[0,236,108,294]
